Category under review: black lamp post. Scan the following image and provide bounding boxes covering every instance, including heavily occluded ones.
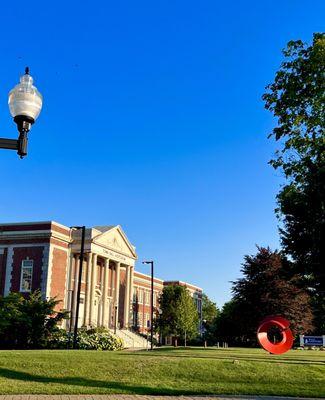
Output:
[0,67,43,158]
[142,260,154,350]
[70,226,86,349]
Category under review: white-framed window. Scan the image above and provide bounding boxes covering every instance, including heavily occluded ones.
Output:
[145,313,150,328]
[20,259,33,292]
[138,312,143,326]
[138,289,143,304]
[145,291,150,305]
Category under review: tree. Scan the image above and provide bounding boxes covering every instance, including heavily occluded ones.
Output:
[177,289,199,346]
[0,291,68,349]
[214,300,242,345]
[229,247,313,344]
[201,293,218,344]
[157,285,198,346]
[263,33,324,177]
[263,33,325,331]
[202,293,218,323]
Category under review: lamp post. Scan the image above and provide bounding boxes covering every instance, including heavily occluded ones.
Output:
[70,226,86,349]
[142,260,154,350]
[0,67,43,158]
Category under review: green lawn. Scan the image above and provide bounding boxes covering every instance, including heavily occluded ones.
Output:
[0,347,324,397]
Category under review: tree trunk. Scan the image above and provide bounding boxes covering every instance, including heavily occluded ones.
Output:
[184,330,187,347]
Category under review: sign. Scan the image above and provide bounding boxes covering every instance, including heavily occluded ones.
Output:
[303,336,324,346]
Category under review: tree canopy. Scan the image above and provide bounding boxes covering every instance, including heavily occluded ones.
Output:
[263,33,325,332]
[215,247,314,345]
[263,33,324,177]
[157,285,199,345]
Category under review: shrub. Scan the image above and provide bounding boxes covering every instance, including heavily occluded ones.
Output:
[47,329,70,349]
[77,327,124,350]
[0,291,69,349]
[48,327,124,350]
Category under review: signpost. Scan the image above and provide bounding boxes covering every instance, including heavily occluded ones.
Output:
[300,335,325,347]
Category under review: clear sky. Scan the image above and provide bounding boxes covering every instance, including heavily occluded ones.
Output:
[0,1,324,307]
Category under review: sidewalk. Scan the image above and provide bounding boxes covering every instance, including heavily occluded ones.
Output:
[0,395,321,400]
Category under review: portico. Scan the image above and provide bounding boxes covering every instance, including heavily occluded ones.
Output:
[67,225,137,330]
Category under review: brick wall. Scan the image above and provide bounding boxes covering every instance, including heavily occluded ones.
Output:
[50,247,68,310]
[0,248,7,296]
[10,246,44,293]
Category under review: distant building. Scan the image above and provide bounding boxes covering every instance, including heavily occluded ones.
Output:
[0,221,202,335]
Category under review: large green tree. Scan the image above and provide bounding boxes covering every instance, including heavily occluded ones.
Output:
[263,33,325,332]
[157,285,198,346]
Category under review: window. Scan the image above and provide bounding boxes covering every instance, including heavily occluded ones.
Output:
[145,291,150,305]
[138,312,143,326]
[133,291,137,303]
[138,289,143,304]
[133,311,137,326]
[145,313,150,328]
[20,259,33,292]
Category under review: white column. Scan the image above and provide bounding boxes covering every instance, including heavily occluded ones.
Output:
[102,258,110,327]
[129,266,134,327]
[114,262,120,328]
[84,252,92,326]
[123,265,130,328]
[89,253,98,326]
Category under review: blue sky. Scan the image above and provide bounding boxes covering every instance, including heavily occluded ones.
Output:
[0,1,324,307]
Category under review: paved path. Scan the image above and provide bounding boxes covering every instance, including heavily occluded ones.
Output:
[0,396,321,400]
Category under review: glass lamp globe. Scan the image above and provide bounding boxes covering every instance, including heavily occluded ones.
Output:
[8,68,43,125]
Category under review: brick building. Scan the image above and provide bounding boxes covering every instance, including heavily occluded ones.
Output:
[0,221,202,334]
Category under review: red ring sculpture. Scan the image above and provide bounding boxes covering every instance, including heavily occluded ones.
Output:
[257,315,294,354]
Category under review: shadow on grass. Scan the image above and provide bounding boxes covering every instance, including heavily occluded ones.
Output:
[0,367,194,395]
[121,349,325,366]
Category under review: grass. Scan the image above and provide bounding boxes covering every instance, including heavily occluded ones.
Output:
[0,347,324,397]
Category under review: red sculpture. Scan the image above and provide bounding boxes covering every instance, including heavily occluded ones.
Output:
[257,315,294,354]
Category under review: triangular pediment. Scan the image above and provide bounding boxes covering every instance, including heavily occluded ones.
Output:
[93,225,137,259]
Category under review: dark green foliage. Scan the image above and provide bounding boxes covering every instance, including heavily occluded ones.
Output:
[202,293,218,323]
[157,285,199,345]
[47,328,70,349]
[263,33,325,332]
[201,293,218,344]
[214,300,242,345]
[215,247,314,345]
[0,291,68,349]
[263,33,324,176]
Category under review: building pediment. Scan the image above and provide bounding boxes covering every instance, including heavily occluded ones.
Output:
[93,226,137,259]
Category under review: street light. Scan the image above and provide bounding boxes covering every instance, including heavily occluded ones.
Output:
[142,260,154,350]
[0,67,43,158]
[70,226,86,349]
